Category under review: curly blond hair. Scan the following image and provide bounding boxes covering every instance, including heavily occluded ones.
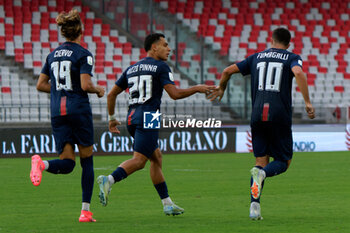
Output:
[56,9,82,41]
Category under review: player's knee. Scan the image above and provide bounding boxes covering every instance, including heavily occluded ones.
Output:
[60,159,76,174]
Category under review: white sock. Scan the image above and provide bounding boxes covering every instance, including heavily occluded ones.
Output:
[108,175,115,185]
[82,202,90,211]
[43,160,49,170]
[161,197,173,206]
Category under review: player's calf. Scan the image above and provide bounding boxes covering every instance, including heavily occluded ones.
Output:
[262,160,288,177]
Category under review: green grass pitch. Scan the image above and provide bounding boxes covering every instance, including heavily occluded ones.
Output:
[0,152,349,233]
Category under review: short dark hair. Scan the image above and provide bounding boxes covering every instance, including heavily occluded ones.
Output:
[272,28,291,47]
[144,33,165,52]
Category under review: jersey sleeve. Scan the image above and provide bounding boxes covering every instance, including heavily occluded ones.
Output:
[80,51,94,76]
[115,71,128,90]
[236,55,254,76]
[158,63,175,86]
[290,54,303,69]
[41,56,50,76]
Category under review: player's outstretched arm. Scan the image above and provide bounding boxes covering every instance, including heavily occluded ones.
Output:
[163,83,215,100]
[37,73,51,93]
[207,64,240,101]
[80,73,105,98]
[107,85,123,134]
[292,66,315,119]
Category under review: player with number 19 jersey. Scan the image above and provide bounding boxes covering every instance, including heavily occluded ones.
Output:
[41,41,94,117]
[41,41,95,154]
[236,48,302,127]
[115,57,175,126]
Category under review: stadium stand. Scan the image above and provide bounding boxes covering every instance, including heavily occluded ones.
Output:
[2,0,349,123]
[0,0,232,122]
[153,0,350,113]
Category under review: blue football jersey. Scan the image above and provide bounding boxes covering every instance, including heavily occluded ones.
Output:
[115,57,175,125]
[236,48,302,126]
[41,42,94,118]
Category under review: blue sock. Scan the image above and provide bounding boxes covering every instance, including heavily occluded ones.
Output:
[47,159,75,174]
[111,167,128,183]
[263,160,288,177]
[154,182,169,199]
[250,166,264,203]
[80,156,94,203]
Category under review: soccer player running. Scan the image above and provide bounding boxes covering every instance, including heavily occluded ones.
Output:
[30,9,105,222]
[97,33,214,215]
[208,28,315,220]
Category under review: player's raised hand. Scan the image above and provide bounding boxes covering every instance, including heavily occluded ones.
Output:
[109,119,122,134]
[207,86,224,102]
[305,103,315,119]
[96,85,105,98]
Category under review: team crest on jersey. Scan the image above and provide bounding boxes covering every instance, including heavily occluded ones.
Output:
[169,72,174,81]
[143,110,162,129]
[87,56,93,65]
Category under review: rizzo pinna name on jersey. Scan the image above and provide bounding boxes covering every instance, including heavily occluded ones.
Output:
[127,64,158,75]
[54,49,73,57]
[257,51,289,60]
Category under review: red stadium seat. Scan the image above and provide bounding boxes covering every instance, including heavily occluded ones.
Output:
[1,86,11,93]
[205,80,215,85]
[334,86,344,92]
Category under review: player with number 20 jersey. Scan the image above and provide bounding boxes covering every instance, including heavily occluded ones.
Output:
[116,57,174,135]
[97,33,214,215]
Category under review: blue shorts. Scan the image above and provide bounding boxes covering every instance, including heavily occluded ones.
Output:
[251,122,293,161]
[127,124,159,158]
[51,114,94,155]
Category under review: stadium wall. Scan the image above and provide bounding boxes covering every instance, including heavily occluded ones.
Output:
[235,124,350,153]
[0,126,236,158]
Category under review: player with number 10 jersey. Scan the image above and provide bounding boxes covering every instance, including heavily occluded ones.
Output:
[208,27,315,220]
[236,47,302,126]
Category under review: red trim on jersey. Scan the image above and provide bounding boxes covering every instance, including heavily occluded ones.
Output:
[128,109,135,125]
[262,103,269,121]
[60,96,67,116]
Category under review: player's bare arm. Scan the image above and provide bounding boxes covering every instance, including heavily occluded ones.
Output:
[107,85,123,134]
[208,64,240,101]
[36,73,51,93]
[80,73,105,98]
[164,83,215,100]
[292,66,315,119]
